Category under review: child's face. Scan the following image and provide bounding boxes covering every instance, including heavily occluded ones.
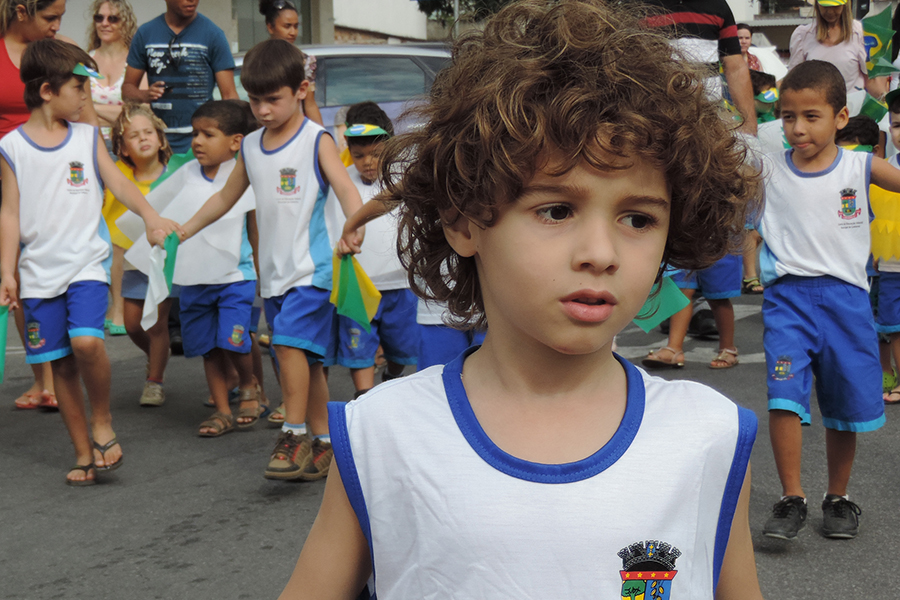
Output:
[890,112,900,151]
[780,87,848,169]
[47,76,89,122]
[754,86,775,116]
[248,84,307,131]
[120,115,162,165]
[267,10,299,44]
[191,117,242,167]
[446,154,669,356]
[348,141,383,185]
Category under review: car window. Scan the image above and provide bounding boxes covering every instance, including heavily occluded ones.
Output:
[321,56,427,108]
[418,56,451,76]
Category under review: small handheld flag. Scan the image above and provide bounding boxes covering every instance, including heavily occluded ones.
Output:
[632,276,690,333]
[140,233,180,331]
[330,255,381,333]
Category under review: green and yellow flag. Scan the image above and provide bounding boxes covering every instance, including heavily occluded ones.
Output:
[859,92,889,122]
[632,276,690,333]
[863,6,895,75]
[330,255,382,333]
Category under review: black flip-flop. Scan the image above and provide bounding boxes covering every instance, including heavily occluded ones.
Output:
[93,438,123,472]
[66,464,97,487]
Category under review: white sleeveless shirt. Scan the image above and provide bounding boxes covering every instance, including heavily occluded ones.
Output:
[330,352,757,599]
[241,118,332,298]
[0,123,110,298]
[759,148,872,289]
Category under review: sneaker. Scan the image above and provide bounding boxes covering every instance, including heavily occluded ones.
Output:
[264,431,312,480]
[763,496,807,540]
[822,495,861,539]
[139,381,165,407]
[299,438,333,481]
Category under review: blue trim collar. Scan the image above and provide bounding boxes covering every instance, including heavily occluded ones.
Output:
[785,147,843,178]
[260,117,307,155]
[17,123,74,152]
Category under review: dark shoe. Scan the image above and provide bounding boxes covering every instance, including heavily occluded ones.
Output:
[688,308,718,339]
[822,495,861,539]
[169,328,184,356]
[298,438,333,481]
[763,496,807,540]
[264,431,312,480]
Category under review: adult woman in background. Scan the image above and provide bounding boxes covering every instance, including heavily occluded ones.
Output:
[259,0,323,126]
[86,0,143,336]
[0,0,70,409]
[788,0,866,93]
[737,23,762,72]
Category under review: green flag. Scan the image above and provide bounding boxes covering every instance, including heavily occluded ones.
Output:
[0,305,8,383]
[163,232,180,291]
[859,92,889,122]
[863,6,894,73]
[632,276,690,333]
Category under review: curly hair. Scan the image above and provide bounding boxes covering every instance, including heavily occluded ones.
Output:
[85,0,138,51]
[378,0,760,328]
[111,103,172,168]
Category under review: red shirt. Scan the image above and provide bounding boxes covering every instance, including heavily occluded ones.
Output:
[0,39,29,139]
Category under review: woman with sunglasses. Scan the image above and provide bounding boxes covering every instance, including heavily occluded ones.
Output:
[259,0,323,126]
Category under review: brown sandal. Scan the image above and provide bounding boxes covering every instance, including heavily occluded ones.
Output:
[709,347,739,369]
[642,346,685,369]
[198,412,235,437]
[236,386,267,429]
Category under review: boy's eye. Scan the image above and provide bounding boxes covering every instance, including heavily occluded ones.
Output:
[621,213,657,230]
[536,205,572,222]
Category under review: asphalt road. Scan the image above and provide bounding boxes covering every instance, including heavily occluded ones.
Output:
[1,293,895,599]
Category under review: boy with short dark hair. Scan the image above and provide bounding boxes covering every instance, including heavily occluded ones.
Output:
[0,39,179,486]
[760,60,900,540]
[179,39,364,480]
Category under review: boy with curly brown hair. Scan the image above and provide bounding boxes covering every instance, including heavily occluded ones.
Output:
[281,1,764,598]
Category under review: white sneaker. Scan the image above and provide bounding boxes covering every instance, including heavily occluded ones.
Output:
[139,381,165,407]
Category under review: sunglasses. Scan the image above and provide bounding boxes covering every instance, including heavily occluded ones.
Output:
[93,14,121,24]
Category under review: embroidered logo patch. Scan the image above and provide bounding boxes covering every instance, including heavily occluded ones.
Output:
[277,168,297,195]
[229,324,245,347]
[772,355,794,381]
[67,161,87,187]
[26,321,46,349]
[838,188,861,220]
[618,540,680,599]
[348,327,361,349]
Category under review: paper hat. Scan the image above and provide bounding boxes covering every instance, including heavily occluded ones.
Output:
[73,63,102,79]
[344,123,389,138]
[815,0,848,6]
[755,89,778,104]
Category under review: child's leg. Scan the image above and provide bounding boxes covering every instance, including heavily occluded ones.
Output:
[885,333,900,402]
[276,345,311,426]
[307,361,329,435]
[643,288,693,367]
[106,245,126,328]
[146,299,172,382]
[12,302,48,406]
[51,354,96,482]
[825,428,856,497]
[198,349,236,436]
[768,409,805,498]
[708,298,739,368]
[69,335,120,468]
[350,367,375,394]
[124,298,150,354]
[229,349,262,426]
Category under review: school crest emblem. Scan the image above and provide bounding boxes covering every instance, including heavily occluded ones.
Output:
[348,327,361,349]
[229,324,245,347]
[26,321,45,349]
[772,355,794,381]
[277,168,297,195]
[838,188,861,220]
[618,540,680,600]
[67,161,87,187]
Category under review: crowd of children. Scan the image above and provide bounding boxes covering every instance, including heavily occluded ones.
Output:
[5,0,900,596]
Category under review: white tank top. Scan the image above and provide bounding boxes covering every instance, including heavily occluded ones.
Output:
[241,119,332,298]
[0,123,110,298]
[330,352,756,599]
[760,148,872,289]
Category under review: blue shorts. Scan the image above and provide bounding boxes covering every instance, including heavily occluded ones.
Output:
[763,276,885,432]
[418,325,486,370]
[876,272,900,333]
[335,288,420,368]
[121,270,181,300]
[180,281,255,358]
[21,281,108,364]
[264,285,336,364]
[671,254,742,299]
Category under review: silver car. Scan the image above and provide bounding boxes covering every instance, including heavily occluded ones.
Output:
[218,44,451,136]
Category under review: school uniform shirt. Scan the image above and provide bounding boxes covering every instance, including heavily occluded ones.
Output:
[241,118,333,297]
[122,158,256,285]
[0,123,110,298]
[331,352,756,599]
[759,148,872,290]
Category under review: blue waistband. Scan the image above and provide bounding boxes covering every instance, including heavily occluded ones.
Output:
[772,275,854,288]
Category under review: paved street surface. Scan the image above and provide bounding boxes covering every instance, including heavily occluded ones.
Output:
[2,294,896,599]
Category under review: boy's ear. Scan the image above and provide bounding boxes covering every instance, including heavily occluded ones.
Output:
[229,134,243,153]
[835,106,850,131]
[39,82,54,103]
[294,80,310,102]
[442,210,479,258]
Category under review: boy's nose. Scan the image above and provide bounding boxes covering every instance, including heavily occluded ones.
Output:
[571,221,619,273]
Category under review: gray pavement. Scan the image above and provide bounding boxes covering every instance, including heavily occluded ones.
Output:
[1,294,895,599]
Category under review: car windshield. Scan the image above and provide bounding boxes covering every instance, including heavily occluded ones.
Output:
[320,56,428,107]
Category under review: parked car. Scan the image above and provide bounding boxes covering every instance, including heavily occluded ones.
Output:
[217,44,451,136]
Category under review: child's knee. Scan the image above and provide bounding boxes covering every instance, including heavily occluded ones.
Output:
[70,336,105,359]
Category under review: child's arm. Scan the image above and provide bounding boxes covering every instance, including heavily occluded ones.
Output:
[318,134,365,254]
[0,156,21,308]
[337,198,392,255]
[714,466,764,600]
[279,463,372,599]
[96,134,181,246]
[180,154,252,242]
[247,210,261,282]
[870,157,900,192]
